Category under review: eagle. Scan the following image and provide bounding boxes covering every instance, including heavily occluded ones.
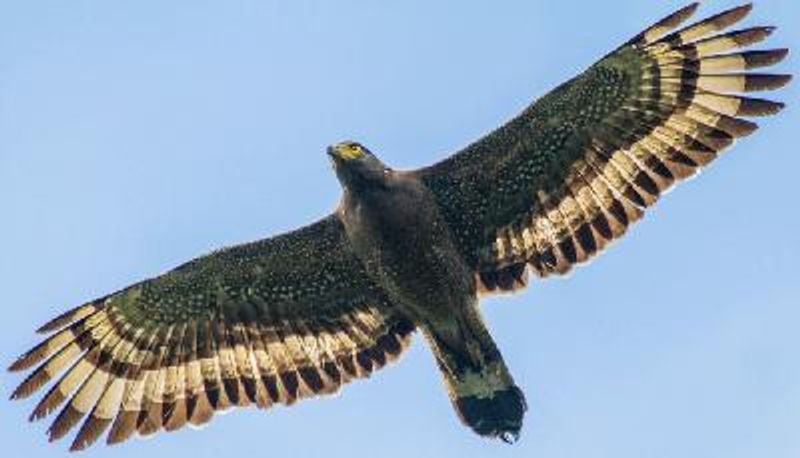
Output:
[9,2,791,450]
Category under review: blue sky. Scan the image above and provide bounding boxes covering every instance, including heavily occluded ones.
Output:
[1,1,797,457]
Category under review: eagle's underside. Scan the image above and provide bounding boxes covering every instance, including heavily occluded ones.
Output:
[8,2,790,451]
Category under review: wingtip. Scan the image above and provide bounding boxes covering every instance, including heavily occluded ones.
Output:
[670,2,700,17]
[28,410,44,423]
[759,100,786,115]
[761,48,789,66]
[734,2,754,14]
[738,122,759,138]
[776,74,793,89]
[745,74,793,92]
[35,313,75,334]
[627,2,701,47]
[677,2,701,21]
[736,98,786,117]
[9,384,28,402]
[729,3,755,24]
[8,356,28,373]
[36,323,60,334]
[69,439,90,453]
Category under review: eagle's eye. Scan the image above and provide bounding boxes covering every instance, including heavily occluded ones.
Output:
[330,142,365,161]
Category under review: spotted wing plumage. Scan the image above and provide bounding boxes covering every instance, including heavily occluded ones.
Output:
[417,3,790,293]
[8,215,415,450]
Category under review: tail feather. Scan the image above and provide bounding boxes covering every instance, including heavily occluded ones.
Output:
[422,311,527,442]
[450,365,527,443]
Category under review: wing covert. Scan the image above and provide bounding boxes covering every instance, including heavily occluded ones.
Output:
[8,215,415,450]
[417,3,790,293]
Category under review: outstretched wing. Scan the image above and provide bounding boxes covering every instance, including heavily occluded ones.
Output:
[8,215,415,450]
[416,3,790,293]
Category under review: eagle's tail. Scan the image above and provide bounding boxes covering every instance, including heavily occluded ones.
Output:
[422,308,527,443]
[448,364,527,443]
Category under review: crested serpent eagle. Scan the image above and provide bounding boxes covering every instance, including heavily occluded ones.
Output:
[9,2,791,450]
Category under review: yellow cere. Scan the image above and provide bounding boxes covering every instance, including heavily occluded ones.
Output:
[335,142,365,161]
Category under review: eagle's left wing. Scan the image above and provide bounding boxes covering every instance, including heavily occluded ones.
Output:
[415,3,790,293]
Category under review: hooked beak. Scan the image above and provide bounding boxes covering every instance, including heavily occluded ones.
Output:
[327,145,338,160]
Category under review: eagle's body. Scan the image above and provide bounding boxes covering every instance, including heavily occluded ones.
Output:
[9,2,790,451]
[338,165,472,317]
[336,158,524,438]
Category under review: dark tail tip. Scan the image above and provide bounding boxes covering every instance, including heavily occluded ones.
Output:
[454,385,528,443]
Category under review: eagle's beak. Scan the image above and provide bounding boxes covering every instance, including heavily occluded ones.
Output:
[327,145,338,160]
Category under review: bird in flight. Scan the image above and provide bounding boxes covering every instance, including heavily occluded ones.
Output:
[9,2,791,451]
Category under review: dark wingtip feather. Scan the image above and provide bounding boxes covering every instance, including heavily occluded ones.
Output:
[724,3,754,20]
[704,3,754,30]
[70,417,111,452]
[744,48,790,69]
[36,301,103,335]
[756,26,778,40]
[720,117,759,138]
[8,349,41,373]
[9,369,48,401]
[106,410,138,445]
[744,74,792,92]
[662,2,701,26]
[47,404,84,442]
[673,2,701,21]
[739,98,786,116]
[625,2,700,47]
[8,348,57,374]
[660,2,700,23]
[37,318,70,335]
[711,26,777,49]
[655,2,755,47]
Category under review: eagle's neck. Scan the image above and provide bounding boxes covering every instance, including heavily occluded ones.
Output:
[335,156,390,194]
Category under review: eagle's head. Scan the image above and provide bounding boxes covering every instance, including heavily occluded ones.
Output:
[327,140,389,191]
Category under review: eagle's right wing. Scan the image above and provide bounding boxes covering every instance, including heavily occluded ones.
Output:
[9,215,415,450]
[416,3,790,293]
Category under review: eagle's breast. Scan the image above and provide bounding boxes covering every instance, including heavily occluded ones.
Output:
[338,172,475,319]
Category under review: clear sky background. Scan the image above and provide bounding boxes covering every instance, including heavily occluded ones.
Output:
[1,1,797,457]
